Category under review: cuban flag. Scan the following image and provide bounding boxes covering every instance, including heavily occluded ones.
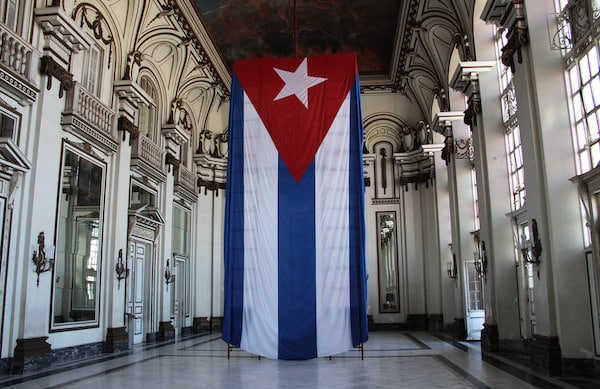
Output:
[223,53,368,360]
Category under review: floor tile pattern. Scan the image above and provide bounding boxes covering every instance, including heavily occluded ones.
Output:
[0,332,589,388]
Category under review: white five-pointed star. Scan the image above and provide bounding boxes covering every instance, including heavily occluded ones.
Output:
[273,58,327,108]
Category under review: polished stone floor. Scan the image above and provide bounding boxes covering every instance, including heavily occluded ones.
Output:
[0,331,597,388]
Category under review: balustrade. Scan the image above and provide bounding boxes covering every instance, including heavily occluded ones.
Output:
[0,24,34,82]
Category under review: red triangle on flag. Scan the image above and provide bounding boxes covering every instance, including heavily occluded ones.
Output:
[234,53,357,182]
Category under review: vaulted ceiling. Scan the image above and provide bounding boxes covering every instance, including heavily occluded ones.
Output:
[193,0,476,121]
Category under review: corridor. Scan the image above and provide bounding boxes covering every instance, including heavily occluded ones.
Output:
[0,331,595,388]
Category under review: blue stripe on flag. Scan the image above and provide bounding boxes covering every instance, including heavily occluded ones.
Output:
[349,76,368,347]
[278,159,317,360]
[223,75,245,347]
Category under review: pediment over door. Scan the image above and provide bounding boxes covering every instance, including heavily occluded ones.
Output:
[128,204,165,242]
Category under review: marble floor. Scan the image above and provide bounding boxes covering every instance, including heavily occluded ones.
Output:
[0,331,597,388]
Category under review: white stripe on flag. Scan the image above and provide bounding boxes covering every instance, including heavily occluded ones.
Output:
[315,93,353,356]
[241,92,279,359]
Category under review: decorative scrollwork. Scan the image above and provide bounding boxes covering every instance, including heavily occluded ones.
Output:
[74,4,114,68]
[568,0,592,44]
[501,27,528,73]
[454,137,474,161]
[441,136,454,166]
[501,81,518,125]
[123,51,143,81]
[551,11,573,50]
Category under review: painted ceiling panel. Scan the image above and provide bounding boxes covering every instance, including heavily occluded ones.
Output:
[194,0,401,75]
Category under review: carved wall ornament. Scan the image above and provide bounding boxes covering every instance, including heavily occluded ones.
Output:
[441,136,454,166]
[123,51,144,81]
[74,4,114,68]
[500,0,529,73]
[165,152,180,169]
[118,116,139,142]
[198,128,228,158]
[454,137,474,161]
[501,26,528,73]
[453,33,474,61]
[39,56,74,97]
[399,121,430,153]
[433,86,449,112]
[463,98,481,128]
[168,98,193,131]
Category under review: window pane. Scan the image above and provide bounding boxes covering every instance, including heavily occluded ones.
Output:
[5,0,18,30]
[592,143,600,167]
[582,85,594,112]
[172,205,189,256]
[588,114,599,138]
[580,56,591,83]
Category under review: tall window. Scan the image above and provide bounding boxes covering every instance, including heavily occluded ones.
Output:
[556,0,600,351]
[3,0,19,31]
[495,26,526,211]
[81,45,102,96]
[567,45,600,173]
[139,76,158,143]
[555,0,600,174]
[172,204,191,318]
[172,205,190,257]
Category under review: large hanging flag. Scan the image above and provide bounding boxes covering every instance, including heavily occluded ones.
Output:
[223,53,368,360]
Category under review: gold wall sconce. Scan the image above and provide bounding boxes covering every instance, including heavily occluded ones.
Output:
[447,244,457,279]
[520,218,542,278]
[115,249,129,288]
[32,232,54,287]
[474,240,488,283]
[164,258,176,288]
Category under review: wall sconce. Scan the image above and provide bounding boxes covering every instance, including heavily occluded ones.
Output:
[164,258,175,288]
[447,244,457,279]
[115,249,129,289]
[32,232,55,287]
[474,240,488,283]
[520,218,542,278]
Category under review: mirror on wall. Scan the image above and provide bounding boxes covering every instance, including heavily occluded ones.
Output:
[377,211,400,313]
[52,146,104,327]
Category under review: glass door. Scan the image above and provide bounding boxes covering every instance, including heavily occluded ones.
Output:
[464,260,484,340]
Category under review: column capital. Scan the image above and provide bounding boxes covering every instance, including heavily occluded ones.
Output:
[450,61,496,95]
[34,6,93,69]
